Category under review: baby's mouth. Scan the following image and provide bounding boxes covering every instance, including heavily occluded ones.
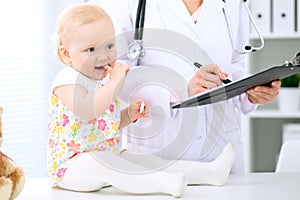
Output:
[95,64,110,71]
[95,66,105,70]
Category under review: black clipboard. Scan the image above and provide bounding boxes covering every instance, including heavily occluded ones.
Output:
[172,64,300,109]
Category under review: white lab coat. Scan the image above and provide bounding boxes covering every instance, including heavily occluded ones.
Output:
[98,0,257,173]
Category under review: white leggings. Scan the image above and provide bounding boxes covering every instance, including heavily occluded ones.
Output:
[57,151,187,197]
[57,144,235,197]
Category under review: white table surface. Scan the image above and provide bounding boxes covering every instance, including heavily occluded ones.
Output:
[16,172,300,200]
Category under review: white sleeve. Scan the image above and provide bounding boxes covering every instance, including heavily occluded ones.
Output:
[231,2,257,115]
[50,67,85,92]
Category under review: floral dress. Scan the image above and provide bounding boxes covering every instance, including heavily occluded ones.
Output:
[46,67,122,183]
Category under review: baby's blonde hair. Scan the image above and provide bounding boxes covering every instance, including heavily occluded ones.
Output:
[56,3,112,64]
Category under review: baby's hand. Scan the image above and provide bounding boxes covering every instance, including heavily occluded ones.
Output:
[128,100,149,122]
[108,62,130,82]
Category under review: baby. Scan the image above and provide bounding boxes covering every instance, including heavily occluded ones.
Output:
[47,3,235,197]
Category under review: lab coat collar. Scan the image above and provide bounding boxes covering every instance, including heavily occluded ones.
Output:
[160,0,198,25]
[196,0,226,34]
[160,0,226,36]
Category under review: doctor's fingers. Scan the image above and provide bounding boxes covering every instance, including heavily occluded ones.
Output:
[194,70,223,87]
[198,64,228,80]
[188,77,220,95]
[188,82,206,96]
[248,80,281,97]
[247,92,272,105]
[247,85,280,104]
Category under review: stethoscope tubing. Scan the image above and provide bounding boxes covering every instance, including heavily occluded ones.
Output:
[223,0,264,54]
[130,0,265,60]
[135,0,146,40]
[242,0,264,51]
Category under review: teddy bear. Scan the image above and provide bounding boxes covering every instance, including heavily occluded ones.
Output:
[0,106,25,200]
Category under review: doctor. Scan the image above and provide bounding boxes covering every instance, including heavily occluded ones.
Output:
[98,0,281,173]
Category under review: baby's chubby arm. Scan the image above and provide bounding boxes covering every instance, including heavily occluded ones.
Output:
[54,62,130,120]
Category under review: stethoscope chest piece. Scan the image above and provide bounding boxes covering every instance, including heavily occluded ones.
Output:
[127,0,146,60]
[127,39,145,60]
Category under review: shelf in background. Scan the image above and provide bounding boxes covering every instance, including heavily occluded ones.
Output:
[248,110,300,118]
[250,34,300,40]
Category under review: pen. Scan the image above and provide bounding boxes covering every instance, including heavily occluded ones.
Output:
[193,62,203,68]
[193,62,232,84]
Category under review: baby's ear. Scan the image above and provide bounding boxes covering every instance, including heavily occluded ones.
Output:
[58,45,71,65]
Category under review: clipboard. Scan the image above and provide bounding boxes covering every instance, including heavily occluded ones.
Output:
[172,64,300,109]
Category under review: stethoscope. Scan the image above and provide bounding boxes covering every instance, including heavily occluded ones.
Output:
[222,0,264,54]
[127,0,265,60]
[127,0,146,60]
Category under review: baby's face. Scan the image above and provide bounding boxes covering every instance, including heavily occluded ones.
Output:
[67,18,116,80]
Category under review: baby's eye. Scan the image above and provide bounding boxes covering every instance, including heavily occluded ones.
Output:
[86,47,95,53]
[106,43,115,51]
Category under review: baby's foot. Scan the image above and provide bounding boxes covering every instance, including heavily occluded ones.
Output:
[169,172,187,198]
[209,143,236,186]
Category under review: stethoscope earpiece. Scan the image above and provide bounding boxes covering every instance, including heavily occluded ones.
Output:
[244,45,252,51]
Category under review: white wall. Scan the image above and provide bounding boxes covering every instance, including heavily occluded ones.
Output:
[0,0,83,177]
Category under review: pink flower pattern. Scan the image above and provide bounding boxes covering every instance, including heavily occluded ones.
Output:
[97,119,107,131]
[62,114,69,127]
[56,168,66,178]
[109,104,114,112]
[47,95,121,183]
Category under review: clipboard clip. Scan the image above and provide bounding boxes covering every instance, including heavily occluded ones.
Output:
[291,52,300,65]
[285,52,300,67]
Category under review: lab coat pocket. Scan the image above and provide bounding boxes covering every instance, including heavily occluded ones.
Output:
[220,100,241,134]
[223,128,242,145]
[215,100,242,144]
[206,101,240,134]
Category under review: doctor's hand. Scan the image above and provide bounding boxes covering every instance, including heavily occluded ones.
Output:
[188,64,229,96]
[247,80,281,104]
